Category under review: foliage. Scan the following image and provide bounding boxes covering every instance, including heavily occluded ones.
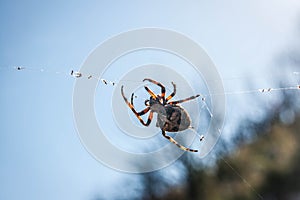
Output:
[139,94,300,200]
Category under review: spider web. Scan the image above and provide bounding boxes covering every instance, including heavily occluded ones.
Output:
[1,63,299,199]
[1,64,299,152]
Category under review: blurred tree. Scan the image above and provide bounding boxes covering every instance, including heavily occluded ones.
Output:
[138,92,300,200]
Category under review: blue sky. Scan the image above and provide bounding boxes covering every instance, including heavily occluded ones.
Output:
[1,1,300,199]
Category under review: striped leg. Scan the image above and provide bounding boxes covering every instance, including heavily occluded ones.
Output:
[166,82,176,101]
[121,86,153,126]
[162,131,198,152]
[131,93,150,113]
[168,94,200,105]
[143,78,166,98]
[144,86,157,99]
[130,93,135,105]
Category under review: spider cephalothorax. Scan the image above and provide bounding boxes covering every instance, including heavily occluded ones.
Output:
[121,78,201,152]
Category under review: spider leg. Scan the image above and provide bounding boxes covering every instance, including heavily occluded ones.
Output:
[138,107,151,116]
[131,93,150,111]
[135,108,153,125]
[162,131,198,152]
[121,86,153,126]
[166,82,176,101]
[130,92,149,114]
[144,86,158,99]
[145,111,154,125]
[130,93,134,105]
[168,94,200,105]
[143,78,166,98]
[144,99,150,106]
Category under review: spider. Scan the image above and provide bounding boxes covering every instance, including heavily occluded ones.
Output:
[121,78,203,152]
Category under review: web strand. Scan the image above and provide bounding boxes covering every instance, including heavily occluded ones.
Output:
[221,157,264,200]
[2,66,299,95]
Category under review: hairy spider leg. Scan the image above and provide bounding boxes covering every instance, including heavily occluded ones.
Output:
[168,94,200,105]
[143,78,166,98]
[162,131,198,152]
[166,82,176,101]
[121,86,153,126]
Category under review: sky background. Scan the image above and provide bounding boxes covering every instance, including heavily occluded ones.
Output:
[1,1,300,199]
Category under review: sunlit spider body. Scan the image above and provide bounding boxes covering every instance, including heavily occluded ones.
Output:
[121,78,201,152]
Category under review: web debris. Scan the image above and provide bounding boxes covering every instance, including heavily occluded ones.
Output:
[1,65,298,92]
[69,69,116,85]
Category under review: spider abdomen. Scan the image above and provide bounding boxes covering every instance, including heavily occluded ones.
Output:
[156,105,191,132]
